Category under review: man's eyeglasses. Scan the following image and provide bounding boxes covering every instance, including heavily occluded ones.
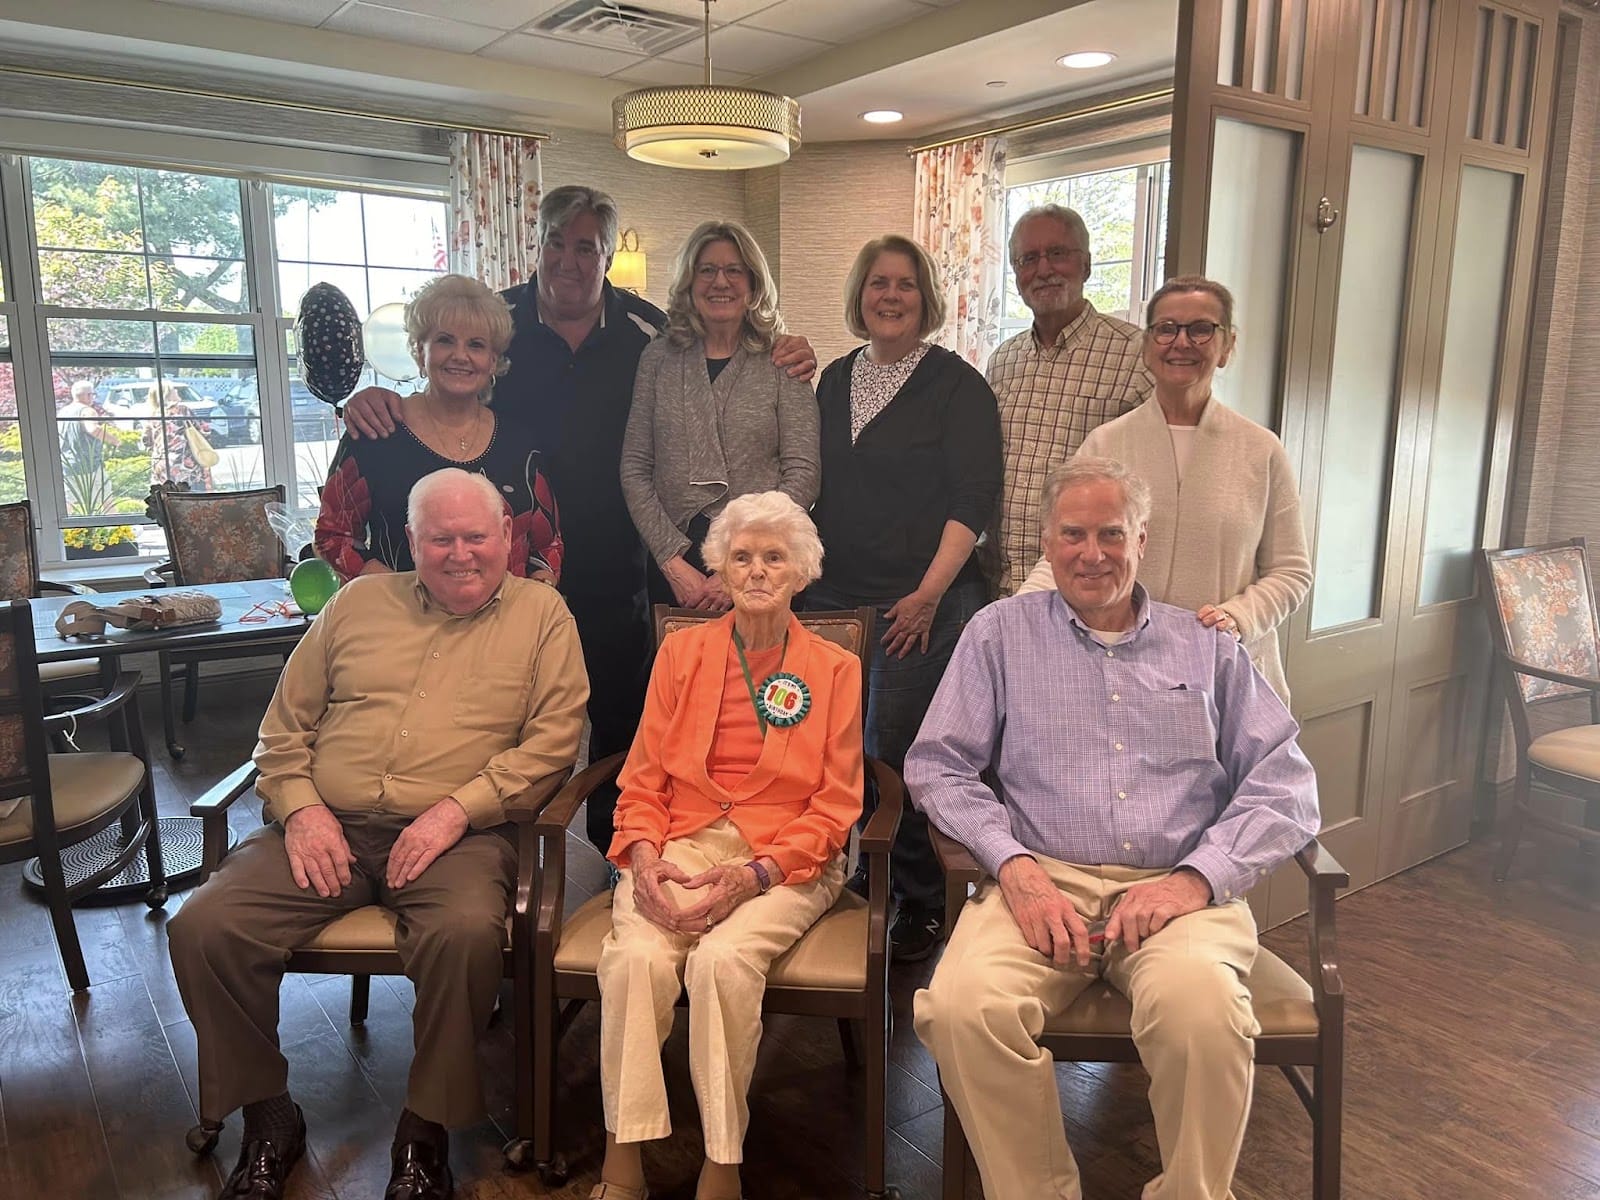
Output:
[695,263,749,283]
[1011,246,1083,272]
[1148,319,1222,345]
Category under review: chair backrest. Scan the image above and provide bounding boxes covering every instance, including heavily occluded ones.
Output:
[651,604,875,711]
[154,485,289,585]
[1479,539,1600,722]
[0,500,41,601]
[0,600,52,825]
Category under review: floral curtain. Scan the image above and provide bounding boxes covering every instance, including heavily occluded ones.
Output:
[447,132,543,290]
[913,135,1008,371]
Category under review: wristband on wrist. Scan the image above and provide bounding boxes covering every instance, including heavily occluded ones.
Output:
[748,860,772,894]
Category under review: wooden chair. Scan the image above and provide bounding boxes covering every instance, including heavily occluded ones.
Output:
[145,484,298,758]
[527,605,903,1197]
[931,828,1348,1200]
[181,760,571,1165]
[1478,538,1600,884]
[0,599,167,991]
[0,499,103,698]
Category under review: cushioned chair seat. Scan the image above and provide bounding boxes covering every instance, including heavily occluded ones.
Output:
[1042,947,1317,1038]
[1527,724,1600,781]
[553,888,869,990]
[0,752,145,847]
[301,905,513,953]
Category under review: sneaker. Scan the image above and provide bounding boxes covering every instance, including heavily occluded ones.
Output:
[890,905,945,962]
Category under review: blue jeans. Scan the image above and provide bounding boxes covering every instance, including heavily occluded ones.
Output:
[804,577,988,910]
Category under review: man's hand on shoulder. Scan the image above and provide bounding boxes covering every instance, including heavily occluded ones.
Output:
[1105,867,1213,953]
[385,797,470,888]
[341,385,405,439]
[771,333,818,382]
[284,805,357,898]
[997,855,1092,968]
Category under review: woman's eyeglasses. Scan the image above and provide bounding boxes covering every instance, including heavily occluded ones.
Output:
[695,263,749,283]
[1148,319,1221,345]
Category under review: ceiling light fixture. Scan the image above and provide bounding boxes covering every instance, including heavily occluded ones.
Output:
[861,109,904,124]
[612,0,801,170]
[1058,51,1117,69]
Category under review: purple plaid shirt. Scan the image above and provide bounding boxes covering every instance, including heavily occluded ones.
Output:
[906,584,1319,904]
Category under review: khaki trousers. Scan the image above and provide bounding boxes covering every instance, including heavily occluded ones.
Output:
[598,819,844,1163]
[913,856,1260,1200]
[168,813,514,1128]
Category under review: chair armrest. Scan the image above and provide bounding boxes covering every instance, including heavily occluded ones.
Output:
[143,563,173,587]
[532,752,627,840]
[191,762,260,883]
[507,766,573,941]
[503,765,573,823]
[1294,838,1346,1018]
[859,757,903,855]
[532,752,627,954]
[1501,655,1600,693]
[930,824,985,931]
[38,579,94,597]
[42,671,140,731]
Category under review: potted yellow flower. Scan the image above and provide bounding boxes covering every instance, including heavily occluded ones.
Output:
[64,523,139,559]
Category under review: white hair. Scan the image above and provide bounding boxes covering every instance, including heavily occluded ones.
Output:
[701,491,824,587]
[1040,456,1152,536]
[406,467,506,531]
[71,380,94,399]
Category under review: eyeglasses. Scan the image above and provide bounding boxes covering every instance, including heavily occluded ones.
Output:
[1011,246,1083,272]
[695,263,749,283]
[1148,319,1221,345]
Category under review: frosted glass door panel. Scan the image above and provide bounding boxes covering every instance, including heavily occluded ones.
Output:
[1205,118,1300,430]
[1419,166,1519,607]
[1311,146,1420,631]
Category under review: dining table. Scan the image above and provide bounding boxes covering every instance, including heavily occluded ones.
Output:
[27,578,312,902]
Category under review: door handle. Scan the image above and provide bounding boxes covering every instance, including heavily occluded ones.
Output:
[1316,196,1340,233]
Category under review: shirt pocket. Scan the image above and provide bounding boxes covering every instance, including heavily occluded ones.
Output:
[1132,689,1219,770]
[452,664,531,735]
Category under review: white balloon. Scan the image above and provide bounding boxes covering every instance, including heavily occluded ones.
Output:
[364,302,417,381]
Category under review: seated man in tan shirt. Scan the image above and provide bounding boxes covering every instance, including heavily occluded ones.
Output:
[169,467,588,1200]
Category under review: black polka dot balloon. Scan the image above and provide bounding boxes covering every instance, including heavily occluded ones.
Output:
[297,283,365,406]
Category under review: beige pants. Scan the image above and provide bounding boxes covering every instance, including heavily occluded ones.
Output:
[914,856,1260,1200]
[597,819,844,1163]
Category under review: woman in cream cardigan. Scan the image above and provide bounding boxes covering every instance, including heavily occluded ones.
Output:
[621,220,820,613]
[1019,275,1311,703]
[594,491,861,1200]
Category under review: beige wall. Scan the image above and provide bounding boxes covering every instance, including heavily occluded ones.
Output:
[758,140,918,367]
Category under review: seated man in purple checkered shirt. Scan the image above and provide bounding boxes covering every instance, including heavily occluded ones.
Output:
[906,455,1320,1200]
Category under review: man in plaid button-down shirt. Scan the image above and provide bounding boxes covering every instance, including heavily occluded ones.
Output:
[988,204,1154,596]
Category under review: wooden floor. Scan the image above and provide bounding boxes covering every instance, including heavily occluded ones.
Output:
[3,672,1598,1200]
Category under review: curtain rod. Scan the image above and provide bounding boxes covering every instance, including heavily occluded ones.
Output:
[0,64,551,142]
[909,87,1174,155]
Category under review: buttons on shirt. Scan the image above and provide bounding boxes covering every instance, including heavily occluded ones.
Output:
[719,801,732,811]
[400,730,409,738]
[1111,693,1120,702]
[432,651,440,659]
[1114,742,1123,752]
[1106,650,1115,657]
[1122,841,1132,851]
[418,690,427,698]
[384,773,393,781]
[1117,791,1126,800]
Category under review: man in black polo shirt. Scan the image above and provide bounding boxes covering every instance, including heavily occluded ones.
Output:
[343,185,815,850]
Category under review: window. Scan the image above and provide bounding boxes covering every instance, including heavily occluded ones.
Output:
[0,155,446,564]
[1002,158,1170,338]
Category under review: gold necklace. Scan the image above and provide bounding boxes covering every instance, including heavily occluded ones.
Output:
[421,394,484,457]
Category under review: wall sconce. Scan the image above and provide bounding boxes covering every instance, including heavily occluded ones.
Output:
[608,229,647,293]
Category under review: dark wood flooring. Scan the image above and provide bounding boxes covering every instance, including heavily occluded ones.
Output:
[2,672,1598,1200]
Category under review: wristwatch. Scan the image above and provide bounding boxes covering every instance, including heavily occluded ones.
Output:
[748,860,772,894]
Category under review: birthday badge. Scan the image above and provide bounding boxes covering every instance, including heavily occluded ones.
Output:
[758,672,811,728]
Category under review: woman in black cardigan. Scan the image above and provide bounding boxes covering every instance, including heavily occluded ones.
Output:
[805,233,1003,962]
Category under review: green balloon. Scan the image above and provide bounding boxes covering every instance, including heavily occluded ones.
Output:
[290,558,341,615]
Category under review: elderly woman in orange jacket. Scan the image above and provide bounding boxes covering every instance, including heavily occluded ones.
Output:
[594,490,863,1200]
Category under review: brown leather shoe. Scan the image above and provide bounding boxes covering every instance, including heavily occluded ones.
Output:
[384,1140,453,1200]
[218,1105,305,1199]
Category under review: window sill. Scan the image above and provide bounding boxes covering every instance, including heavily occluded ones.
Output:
[40,560,162,592]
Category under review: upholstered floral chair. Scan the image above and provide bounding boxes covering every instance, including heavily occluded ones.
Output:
[0,500,102,698]
[146,484,294,758]
[1479,539,1600,883]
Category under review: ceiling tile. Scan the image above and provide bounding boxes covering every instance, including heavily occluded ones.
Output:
[742,0,927,44]
[620,0,782,20]
[608,58,752,86]
[659,23,827,73]
[354,0,570,32]
[480,32,646,74]
[149,0,345,21]
[322,2,504,52]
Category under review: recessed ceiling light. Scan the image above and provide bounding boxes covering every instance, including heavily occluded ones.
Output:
[1058,51,1117,69]
[861,109,904,124]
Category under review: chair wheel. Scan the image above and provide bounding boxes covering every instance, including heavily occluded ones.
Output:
[501,1138,534,1171]
[146,884,169,909]
[867,1188,902,1200]
[186,1120,223,1155]
[168,743,186,760]
[536,1154,569,1186]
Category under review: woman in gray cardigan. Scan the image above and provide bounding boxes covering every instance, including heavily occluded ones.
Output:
[621,220,820,611]
[1019,275,1311,703]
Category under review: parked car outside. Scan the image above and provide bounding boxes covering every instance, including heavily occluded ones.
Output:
[97,379,222,441]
